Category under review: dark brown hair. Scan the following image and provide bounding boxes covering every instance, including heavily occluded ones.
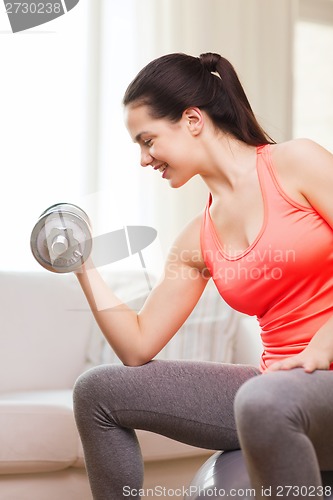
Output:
[123,52,274,146]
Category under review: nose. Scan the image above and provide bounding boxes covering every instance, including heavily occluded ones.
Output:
[140,149,153,167]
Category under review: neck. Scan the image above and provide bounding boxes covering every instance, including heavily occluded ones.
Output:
[199,134,258,198]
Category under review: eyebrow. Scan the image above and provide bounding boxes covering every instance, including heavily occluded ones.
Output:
[134,131,151,143]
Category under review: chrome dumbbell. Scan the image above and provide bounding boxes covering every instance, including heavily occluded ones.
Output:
[30,203,92,273]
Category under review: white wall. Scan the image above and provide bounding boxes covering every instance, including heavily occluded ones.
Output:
[0,1,90,270]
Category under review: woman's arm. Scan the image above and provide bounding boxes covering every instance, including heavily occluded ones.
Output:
[76,214,210,367]
[267,139,333,372]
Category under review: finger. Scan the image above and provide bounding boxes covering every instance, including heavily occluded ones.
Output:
[266,358,302,372]
[303,360,329,373]
[303,364,316,373]
[279,359,302,370]
[264,361,283,372]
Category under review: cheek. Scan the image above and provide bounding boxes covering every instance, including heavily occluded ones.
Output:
[169,140,190,162]
[158,134,195,166]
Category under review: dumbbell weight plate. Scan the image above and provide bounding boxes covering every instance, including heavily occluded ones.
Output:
[30,203,92,273]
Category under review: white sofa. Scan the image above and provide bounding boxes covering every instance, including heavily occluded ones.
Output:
[0,269,262,500]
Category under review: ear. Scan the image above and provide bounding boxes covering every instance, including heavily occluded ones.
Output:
[182,107,204,136]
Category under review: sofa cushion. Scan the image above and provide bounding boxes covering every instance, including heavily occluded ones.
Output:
[0,389,214,474]
[0,272,94,392]
[0,390,79,474]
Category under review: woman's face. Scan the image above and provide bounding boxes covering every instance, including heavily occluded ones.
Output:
[124,103,203,188]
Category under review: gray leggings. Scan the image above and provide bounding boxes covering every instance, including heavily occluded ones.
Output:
[73,360,333,499]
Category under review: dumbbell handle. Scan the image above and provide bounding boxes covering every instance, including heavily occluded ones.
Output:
[51,234,69,256]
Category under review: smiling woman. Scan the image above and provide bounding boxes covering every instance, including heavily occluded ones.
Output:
[124,103,199,189]
[123,53,274,191]
[72,48,333,500]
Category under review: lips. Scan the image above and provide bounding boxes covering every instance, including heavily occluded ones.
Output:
[153,163,168,174]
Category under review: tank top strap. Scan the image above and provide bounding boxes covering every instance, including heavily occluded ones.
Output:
[255,143,280,203]
[256,144,267,154]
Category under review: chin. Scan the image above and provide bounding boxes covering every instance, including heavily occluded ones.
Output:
[168,173,194,189]
[168,179,187,189]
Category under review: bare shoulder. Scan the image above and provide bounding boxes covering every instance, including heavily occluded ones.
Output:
[269,139,333,204]
[271,138,332,172]
[166,211,208,274]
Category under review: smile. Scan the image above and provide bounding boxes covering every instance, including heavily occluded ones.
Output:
[154,163,168,173]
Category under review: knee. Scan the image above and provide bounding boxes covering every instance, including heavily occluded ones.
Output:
[234,376,264,434]
[73,362,139,413]
[73,364,122,417]
[73,366,105,420]
[234,373,293,443]
[73,366,101,405]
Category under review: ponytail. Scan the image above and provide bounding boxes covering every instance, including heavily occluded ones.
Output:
[123,52,275,146]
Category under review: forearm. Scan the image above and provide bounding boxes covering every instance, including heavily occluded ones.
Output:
[75,263,145,366]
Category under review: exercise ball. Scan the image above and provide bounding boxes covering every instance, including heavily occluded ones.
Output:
[185,450,333,500]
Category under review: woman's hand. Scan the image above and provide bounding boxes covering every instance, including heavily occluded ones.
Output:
[73,255,95,276]
[265,345,332,373]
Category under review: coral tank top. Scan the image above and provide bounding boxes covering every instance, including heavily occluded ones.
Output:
[201,144,333,371]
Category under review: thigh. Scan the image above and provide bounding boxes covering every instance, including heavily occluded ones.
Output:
[76,360,260,451]
[289,369,333,470]
[236,368,333,470]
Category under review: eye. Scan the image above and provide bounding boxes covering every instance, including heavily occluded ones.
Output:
[143,139,153,147]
